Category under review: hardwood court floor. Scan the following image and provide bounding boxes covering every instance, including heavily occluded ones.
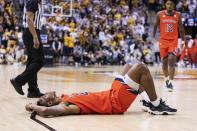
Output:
[0,64,197,131]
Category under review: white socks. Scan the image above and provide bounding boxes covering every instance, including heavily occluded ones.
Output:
[165,76,174,85]
[140,91,150,102]
[151,98,160,107]
[169,79,173,85]
[140,91,160,107]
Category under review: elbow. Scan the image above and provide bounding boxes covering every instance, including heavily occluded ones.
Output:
[39,108,49,117]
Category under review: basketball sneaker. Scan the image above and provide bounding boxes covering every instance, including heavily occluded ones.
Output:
[148,99,177,115]
[165,80,173,92]
[140,100,150,112]
[10,78,24,95]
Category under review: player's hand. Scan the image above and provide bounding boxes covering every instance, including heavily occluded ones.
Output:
[25,103,34,112]
[33,37,40,49]
[152,38,157,44]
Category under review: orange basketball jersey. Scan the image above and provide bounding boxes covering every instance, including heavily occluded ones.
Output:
[159,10,179,40]
[61,78,138,114]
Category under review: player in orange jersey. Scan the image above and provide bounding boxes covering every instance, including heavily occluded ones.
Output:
[25,63,177,117]
[152,0,185,91]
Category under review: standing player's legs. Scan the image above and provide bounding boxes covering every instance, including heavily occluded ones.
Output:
[10,29,44,97]
[160,47,173,90]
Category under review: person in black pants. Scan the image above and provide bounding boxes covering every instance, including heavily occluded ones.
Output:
[10,0,44,98]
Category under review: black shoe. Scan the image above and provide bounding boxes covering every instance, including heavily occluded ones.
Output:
[141,100,150,112]
[149,99,177,115]
[27,92,44,98]
[10,79,24,95]
[165,80,173,92]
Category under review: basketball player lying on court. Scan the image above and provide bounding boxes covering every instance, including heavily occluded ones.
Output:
[26,63,177,117]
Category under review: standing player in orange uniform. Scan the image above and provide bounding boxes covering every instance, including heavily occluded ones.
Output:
[152,0,185,91]
[25,63,177,117]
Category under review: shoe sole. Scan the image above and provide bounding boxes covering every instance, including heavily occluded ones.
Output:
[168,88,173,92]
[165,83,174,92]
[164,86,173,92]
[10,79,24,95]
[148,109,176,115]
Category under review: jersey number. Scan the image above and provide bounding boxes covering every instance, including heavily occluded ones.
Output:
[166,24,173,32]
[69,92,89,98]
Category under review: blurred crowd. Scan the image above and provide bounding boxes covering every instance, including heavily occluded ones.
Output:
[0,0,26,64]
[0,0,197,67]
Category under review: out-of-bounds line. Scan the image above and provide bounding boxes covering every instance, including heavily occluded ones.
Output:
[30,111,57,131]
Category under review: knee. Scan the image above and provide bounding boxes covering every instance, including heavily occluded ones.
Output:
[162,57,168,64]
[135,63,150,74]
[168,56,176,67]
[162,62,168,68]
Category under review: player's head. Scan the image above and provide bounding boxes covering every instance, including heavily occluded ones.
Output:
[37,91,61,107]
[165,0,175,11]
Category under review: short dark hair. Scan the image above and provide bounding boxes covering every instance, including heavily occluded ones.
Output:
[37,98,48,106]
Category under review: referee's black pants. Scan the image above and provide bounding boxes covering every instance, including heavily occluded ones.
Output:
[15,29,44,93]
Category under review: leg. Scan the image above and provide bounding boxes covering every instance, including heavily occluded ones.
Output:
[168,53,176,80]
[10,32,33,95]
[11,29,44,96]
[28,73,40,93]
[15,29,43,86]
[27,74,37,90]
[121,64,150,103]
[160,47,169,79]
[162,57,168,78]
[125,63,177,115]
[126,63,157,101]
[15,58,43,86]
[27,53,43,93]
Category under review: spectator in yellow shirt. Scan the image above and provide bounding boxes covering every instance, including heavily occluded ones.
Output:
[67,33,74,55]
[117,31,124,42]
[5,2,12,16]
